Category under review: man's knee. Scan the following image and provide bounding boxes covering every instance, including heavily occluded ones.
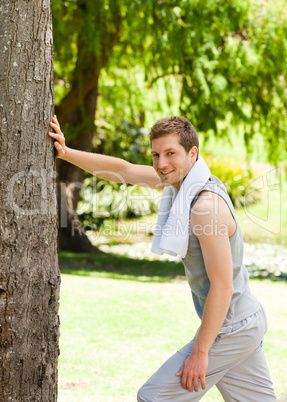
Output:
[137,383,150,402]
[137,385,147,402]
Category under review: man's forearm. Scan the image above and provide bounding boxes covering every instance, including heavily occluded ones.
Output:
[61,147,131,182]
[60,147,161,187]
[194,284,233,353]
[49,117,161,187]
[176,284,232,392]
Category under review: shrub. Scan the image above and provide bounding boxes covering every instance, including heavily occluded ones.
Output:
[204,155,259,208]
[78,178,160,229]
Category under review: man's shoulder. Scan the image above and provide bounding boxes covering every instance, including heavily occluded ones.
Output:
[190,190,233,225]
[192,190,221,214]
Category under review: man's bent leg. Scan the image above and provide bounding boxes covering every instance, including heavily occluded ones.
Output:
[137,338,227,402]
[138,307,273,401]
[216,340,276,402]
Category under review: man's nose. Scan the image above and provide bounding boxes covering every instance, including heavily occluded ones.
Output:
[157,156,168,169]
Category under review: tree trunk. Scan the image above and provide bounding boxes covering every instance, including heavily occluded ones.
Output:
[0,1,60,400]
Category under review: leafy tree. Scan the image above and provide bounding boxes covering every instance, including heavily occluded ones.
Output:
[52,0,287,251]
[128,0,287,159]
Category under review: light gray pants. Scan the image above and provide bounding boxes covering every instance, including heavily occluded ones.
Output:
[137,306,276,401]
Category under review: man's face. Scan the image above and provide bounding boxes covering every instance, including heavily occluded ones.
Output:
[151,133,198,190]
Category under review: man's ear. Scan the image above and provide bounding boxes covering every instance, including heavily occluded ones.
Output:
[190,146,198,162]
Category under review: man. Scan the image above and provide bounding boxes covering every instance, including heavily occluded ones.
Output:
[49,115,276,401]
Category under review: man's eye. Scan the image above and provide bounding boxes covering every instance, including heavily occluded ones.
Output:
[168,152,175,155]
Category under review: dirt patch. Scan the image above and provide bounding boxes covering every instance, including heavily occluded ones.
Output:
[59,381,88,390]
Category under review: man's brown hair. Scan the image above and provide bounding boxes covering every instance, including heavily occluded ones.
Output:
[149,116,199,154]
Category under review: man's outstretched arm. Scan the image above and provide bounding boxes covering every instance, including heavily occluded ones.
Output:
[48,116,162,189]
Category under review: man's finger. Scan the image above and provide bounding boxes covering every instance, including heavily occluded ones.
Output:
[48,132,64,143]
[54,141,63,152]
[193,377,199,392]
[181,373,187,390]
[50,121,62,135]
[186,376,194,392]
[200,374,206,390]
[52,116,59,126]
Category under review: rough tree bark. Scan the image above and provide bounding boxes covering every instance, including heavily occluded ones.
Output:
[55,9,121,253]
[0,1,60,400]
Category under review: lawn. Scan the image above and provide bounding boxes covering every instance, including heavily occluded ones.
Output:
[58,255,287,401]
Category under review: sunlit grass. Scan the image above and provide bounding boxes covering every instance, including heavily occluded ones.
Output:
[58,260,287,401]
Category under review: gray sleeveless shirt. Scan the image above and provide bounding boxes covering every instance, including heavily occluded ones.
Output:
[182,174,261,326]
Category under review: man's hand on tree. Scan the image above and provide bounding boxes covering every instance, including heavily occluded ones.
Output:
[49,115,67,158]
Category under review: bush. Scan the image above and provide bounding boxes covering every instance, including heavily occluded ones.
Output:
[78,178,160,229]
[204,155,259,208]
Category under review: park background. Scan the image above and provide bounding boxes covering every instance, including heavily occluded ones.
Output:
[54,0,287,400]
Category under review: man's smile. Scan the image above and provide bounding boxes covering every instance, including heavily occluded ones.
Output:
[160,170,175,176]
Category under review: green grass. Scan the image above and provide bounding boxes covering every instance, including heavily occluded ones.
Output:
[59,251,184,281]
[58,255,287,401]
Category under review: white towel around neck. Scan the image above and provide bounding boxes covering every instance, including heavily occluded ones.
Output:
[151,156,211,258]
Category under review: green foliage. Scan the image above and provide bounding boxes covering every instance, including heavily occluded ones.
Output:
[78,178,160,229]
[204,154,259,207]
[52,0,125,79]
[95,66,156,161]
[95,113,151,165]
[140,0,287,161]
[52,0,287,162]
[94,0,287,163]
